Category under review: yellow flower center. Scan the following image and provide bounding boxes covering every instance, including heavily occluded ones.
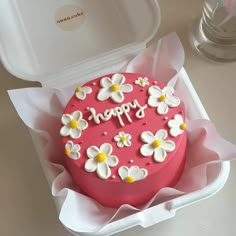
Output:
[95,152,107,163]
[180,123,187,130]
[65,148,71,156]
[124,176,135,184]
[141,79,145,86]
[75,86,82,92]
[70,119,78,128]
[111,84,120,92]
[120,136,127,143]
[159,95,166,102]
[151,139,161,148]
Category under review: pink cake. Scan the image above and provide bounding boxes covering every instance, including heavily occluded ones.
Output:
[60,73,187,208]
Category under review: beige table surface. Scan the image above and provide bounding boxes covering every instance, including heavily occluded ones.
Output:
[1,1,236,235]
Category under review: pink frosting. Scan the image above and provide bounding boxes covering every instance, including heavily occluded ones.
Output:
[61,73,187,208]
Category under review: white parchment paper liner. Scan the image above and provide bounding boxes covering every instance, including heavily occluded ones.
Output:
[8,33,236,234]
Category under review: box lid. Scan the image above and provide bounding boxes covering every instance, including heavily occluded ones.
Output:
[0,0,160,87]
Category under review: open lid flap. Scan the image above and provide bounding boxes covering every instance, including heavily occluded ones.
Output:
[0,0,160,87]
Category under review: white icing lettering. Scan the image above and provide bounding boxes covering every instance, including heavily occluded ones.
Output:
[104,109,114,120]
[133,99,147,118]
[121,103,132,123]
[88,99,147,127]
[88,108,101,124]
[113,106,125,126]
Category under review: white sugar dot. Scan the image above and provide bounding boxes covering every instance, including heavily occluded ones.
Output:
[129,160,134,163]
[112,175,116,179]
[103,132,108,136]
[153,81,157,84]
[164,116,168,120]
[92,82,96,85]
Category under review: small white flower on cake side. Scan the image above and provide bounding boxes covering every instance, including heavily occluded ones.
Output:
[114,131,132,148]
[60,111,88,139]
[97,73,133,103]
[85,143,119,179]
[134,77,149,87]
[148,86,180,115]
[168,114,187,137]
[140,129,175,162]
[65,141,81,160]
[118,166,148,184]
[75,86,92,100]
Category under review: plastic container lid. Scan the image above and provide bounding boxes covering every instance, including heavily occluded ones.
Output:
[0,0,160,87]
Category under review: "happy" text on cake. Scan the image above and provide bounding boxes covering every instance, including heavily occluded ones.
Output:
[88,99,148,127]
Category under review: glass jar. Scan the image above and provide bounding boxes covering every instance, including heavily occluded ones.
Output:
[191,0,236,62]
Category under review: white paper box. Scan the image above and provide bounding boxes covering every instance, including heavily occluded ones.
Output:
[0,0,230,235]
[0,0,160,87]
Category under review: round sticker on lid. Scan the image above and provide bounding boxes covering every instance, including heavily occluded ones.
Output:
[55,5,85,31]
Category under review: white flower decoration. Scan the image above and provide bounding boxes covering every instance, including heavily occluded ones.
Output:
[134,77,149,87]
[60,111,88,139]
[75,86,92,100]
[97,73,133,103]
[65,141,81,160]
[118,166,148,184]
[84,143,119,179]
[140,129,175,162]
[114,132,132,148]
[168,114,187,137]
[148,86,180,115]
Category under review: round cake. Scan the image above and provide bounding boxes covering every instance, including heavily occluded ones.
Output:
[60,73,187,208]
